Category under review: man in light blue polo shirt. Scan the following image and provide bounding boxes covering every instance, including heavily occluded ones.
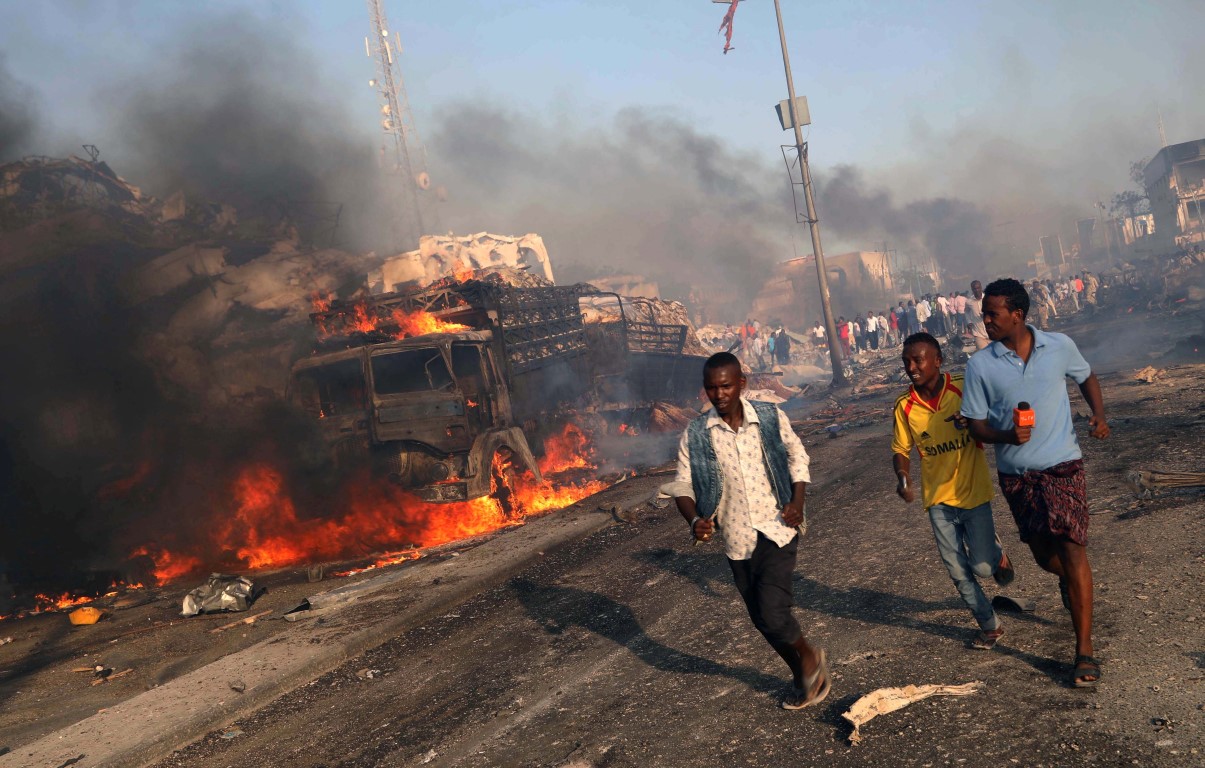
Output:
[960,278,1110,688]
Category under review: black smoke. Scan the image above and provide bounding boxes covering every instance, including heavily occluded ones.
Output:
[430,105,788,313]
[816,165,1007,278]
[107,15,409,253]
[428,103,1031,310]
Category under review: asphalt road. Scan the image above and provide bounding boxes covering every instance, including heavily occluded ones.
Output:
[149,360,1205,768]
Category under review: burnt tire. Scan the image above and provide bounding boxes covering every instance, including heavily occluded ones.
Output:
[490,447,521,518]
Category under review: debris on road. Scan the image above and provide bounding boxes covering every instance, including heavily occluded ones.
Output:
[1134,366,1165,383]
[229,680,246,693]
[68,607,105,625]
[842,681,984,745]
[209,609,273,634]
[91,668,133,686]
[1125,470,1205,499]
[181,574,262,616]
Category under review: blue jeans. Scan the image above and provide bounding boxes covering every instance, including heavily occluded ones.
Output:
[929,502,1001,631]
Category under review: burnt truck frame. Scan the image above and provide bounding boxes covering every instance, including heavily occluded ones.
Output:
[289,280,703,502]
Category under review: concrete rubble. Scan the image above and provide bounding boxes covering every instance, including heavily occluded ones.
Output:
[371,232,555,293]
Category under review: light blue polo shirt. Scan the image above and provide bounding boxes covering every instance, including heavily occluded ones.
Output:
[960,326,1092,475]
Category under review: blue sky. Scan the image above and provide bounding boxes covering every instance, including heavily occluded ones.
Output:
[2,0,1202,261]
[5,1,1199,169]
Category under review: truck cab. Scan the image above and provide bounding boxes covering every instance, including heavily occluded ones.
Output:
[289,330,540,502]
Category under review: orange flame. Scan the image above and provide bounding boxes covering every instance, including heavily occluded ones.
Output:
[538,423,596,474]
[389,307,470,337]
[124,419,608,584]
[313,294,469,341]
[131,544,203,584]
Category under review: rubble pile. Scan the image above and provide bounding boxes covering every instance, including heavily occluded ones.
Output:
[0,155,239,236]
[0,155,377,407]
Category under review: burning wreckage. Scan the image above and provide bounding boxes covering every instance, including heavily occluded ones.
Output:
[0,150,710,617]
[293,271,708,508]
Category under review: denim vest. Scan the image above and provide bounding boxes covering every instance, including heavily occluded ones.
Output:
[686,400,793,519]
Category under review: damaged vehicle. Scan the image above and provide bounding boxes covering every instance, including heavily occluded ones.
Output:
[289,279,705,504]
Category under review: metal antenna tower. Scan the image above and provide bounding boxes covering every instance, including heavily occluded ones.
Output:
[365,0,434,239]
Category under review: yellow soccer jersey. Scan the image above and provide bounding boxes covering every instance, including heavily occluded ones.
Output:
[891,373,993,510]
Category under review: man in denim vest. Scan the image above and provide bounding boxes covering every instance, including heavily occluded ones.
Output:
[667,352,829,710]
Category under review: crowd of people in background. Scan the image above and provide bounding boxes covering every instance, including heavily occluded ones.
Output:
[821,269,1104,362]
[697,270,1103,369]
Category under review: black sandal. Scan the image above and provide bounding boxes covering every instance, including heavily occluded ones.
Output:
[1072,654,1102,688]
[782,649,831,710]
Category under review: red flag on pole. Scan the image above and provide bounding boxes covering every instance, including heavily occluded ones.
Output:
[718,0,740,54]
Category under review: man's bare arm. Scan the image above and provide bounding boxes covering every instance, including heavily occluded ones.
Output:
[782,481,807,527]
[967,417,1030,446]
[675,496,713,541]
[1077,373,1110,439]
[892,453,914,502]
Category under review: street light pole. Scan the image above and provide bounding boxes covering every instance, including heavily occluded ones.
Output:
[771,0,848,387]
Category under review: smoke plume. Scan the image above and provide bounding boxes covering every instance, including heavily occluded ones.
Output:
[430,105,788,312]
[106,15,407,253]
[0,56,38,161]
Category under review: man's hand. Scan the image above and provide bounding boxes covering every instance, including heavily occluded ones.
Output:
[1088,412,1110,439]
[692,517,715,543]
[1011,424,1033,445]
[896,473,915,503]
[944,413,967,430]
[782,500,805,528]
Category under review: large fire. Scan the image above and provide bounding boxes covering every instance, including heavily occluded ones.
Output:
[538,423,596,474]
[0,419,608,621]
[118,423,606,586]
[0,582,146,622]
[312,293,469,340]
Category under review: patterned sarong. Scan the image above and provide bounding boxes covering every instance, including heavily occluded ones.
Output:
[998,459,1088,546]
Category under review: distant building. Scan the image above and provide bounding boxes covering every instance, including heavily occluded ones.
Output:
[1143,139,1205,249]
[751,251,897,329]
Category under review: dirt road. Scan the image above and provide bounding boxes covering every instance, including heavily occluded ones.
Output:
[147,333,1204,766]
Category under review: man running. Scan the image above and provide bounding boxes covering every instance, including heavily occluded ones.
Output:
[668,353,829,710]
[892,333,1015,648]
[961,278,1110,687]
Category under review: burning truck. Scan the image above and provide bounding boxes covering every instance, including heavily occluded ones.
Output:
[290,273,707,507]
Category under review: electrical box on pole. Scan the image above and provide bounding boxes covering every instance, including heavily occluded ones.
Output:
[775,96,810,131]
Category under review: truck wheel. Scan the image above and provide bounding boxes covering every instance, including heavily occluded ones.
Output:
[490,448,522,518]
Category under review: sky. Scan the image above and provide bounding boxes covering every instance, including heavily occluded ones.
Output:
[1,0,1202,278]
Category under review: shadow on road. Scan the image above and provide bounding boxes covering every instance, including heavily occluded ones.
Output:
[510,577,785,694]
[625,547,1068,685]
[630,547,726,597]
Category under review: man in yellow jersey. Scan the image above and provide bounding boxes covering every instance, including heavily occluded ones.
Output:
[892,333,1016,649]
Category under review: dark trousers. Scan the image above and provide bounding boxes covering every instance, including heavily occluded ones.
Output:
[728,532,802,648]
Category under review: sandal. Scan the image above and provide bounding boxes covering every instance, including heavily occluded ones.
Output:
[782,649,831,710]
[970,625,1005,650]
[1071,655,1102,688]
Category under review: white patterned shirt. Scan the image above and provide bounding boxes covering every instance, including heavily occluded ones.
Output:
[673,398,811,560]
